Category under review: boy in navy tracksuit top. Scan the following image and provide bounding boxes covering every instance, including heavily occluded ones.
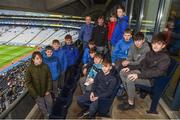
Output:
[43,46,61,98]
[62,34,79,67]
[52,39,67,89]
[112,28,133,71]
[82,40,96,66]
[77,59,117,118]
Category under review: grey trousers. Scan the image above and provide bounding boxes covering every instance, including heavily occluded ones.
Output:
[120,70,151,101]
[52,80,58,97]
[35,94,53,117]
[79,76,92,94]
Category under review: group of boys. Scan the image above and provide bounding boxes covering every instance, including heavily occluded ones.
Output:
[76,28,170,118]
[42,34,79,100]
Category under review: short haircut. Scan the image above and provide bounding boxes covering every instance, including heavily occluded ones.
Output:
[98,16,104,20]
[152,32,167,45]
[102,59,112,66]
[45,45,53,51]
[88,40,95,45]
[110,13,116,18]
[134,32,145,41]
[94,53,103,59]
[89,49,96,54]
[31,51,42,64]
[65,34,72,40]
[124,28,132,34]
[116,5,125,12]
[52,39,60,44]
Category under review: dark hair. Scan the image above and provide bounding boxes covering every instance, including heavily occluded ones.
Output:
[134,32,145,41]
[124,28,132,34]
[94,53,103,59]
[65,34,72,40]
[151,32,167,45]
[89,49,96,54]
[45,45,53,51]
[98,16,104,20]
[52,39,60,44]
[88,40,95,45]
[110,12,116,18]
[116,5,125,13]
[31,51,42,64]
[102,59,112,66]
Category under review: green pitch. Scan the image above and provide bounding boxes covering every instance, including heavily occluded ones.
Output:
[0,45,36,68]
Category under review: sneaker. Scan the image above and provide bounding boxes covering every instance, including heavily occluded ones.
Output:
[78,111,89,119]
[118,102,135,111]
[77,109,88,118]
[139,91,148,99]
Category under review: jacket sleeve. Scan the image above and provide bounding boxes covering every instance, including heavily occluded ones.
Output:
[111,26,118,47]
[57,58,61,77]
[112,41,121,63]
[91,73,99,92]
[82,49,89,64]
[98,77,117,98]
[128,45,150,65]
[127,45,134,61]
[78,25,84,41]
[62,51,68,72]
[46,65,52,92]
[138,55,170,79]
[25,68,37,99]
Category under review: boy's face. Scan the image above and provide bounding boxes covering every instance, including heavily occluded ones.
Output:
[45,50,53,57]
[52,43,60,50]
[33,55,42,66]
[94,57,102,64]
[88,44,95,49]
[102,64,112,74]
[152,41,166,52]
[90,52,96,58]
[65,39,72,45]
[117,9,124,17]
[110,16,117,22]
[134,39,144,48]
[98,18,104,26]
[85,16,91,25]
[123,33,132,41]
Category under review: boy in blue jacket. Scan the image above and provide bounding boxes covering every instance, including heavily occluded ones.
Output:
[112,28,133,71]
[77,59,117,119]
[52,39,67,89]
[62,34,79,67]
[111,5,129,47]
[43,46,61,99]
[82,40,96,66]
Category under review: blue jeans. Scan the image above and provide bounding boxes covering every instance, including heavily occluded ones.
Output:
[77,92,98,116]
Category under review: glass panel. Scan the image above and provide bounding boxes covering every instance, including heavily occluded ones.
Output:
[141,0,160,40]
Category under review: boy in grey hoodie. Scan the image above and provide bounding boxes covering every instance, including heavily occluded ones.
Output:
[121,32,150,67]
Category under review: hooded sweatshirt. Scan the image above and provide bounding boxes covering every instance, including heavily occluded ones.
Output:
[127,42,150,65]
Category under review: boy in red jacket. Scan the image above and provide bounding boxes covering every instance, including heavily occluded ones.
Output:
[108,14,117,51]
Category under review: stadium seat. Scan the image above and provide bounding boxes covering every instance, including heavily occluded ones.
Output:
[135,58,179,114]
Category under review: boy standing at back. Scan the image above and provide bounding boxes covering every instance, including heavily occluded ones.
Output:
[119,32,170,110]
